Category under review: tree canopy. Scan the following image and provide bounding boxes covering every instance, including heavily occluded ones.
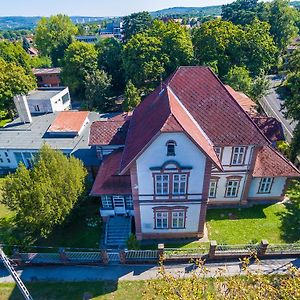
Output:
[122,80,141,112]
[1,144,87,240]
[123,11,153,41]
[35,14,78,66]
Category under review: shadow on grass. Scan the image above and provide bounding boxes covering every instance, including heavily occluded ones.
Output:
[278,201,300,243]
[7,281,120,300]
[206,205,267,221]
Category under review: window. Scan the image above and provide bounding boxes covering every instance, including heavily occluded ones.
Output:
[209,180,218,198]
[172,211,185,228]
[156,211,168,229]
[34,105,40,112]
[173,174,187,194]
[225,180,240,197]
[231,147,246,165]
[166,140,176,156]
[7,158,10,163]
[155,174,169,195]
[215,147,222,159]
[101,196,113,209]
[125,196,133,209]
[23,152,34,168]
[14,152,24,165]
[258,177,273,193]
[0,158,3,163]
[4,152,8,157]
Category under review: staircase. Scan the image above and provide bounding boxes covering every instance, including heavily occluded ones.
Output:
[105,216,131,248]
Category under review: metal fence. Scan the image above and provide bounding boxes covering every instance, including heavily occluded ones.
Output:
[266,243,300,255]
[215,244,259,255]
[164,247,209,259]
[125,250,159,261]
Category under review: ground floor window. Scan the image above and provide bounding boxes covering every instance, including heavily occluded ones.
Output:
[101,196,113,209]
[258,177,273,193]
[209,179,218,198]
[172,211,185,228]
[125,196,133,209]
[225,180,240,198]
[154,207,187,229]
[155,211,168,229]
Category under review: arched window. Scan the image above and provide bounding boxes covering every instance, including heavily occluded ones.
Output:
[166,140,176,156]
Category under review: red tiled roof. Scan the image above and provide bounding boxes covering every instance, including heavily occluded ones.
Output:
[89,113,131,146]
[120,85,222,174]
[90,149,131,195]
[252,117,285,143]
[168,67,268,146]
[48,111,89,133]
[253,146,300,177]
[225,85,258,116]
[120,66,268,174]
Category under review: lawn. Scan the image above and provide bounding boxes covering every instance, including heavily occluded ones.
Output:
[206,204,288,244]
[0,118,11,128]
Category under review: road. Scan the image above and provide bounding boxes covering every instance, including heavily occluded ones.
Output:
[0,258,299,283]
[259,75,297,142]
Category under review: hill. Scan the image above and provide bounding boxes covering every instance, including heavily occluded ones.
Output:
[150,6,222,17]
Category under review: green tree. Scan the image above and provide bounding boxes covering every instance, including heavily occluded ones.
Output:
[35,15,78,66]
[1,144,87,240]
[224,65,253,94]
[249,72,270,101]
[0,58,36,117]
[123,11,152,41]
[30,56,52,68]
[84,69,112,111]
[61,41,98,97]
[0,40,32,74]
[96,38,125,91]
[123,33,166,89]
[222,0,267,25]
[266,0,299,51]
[123,80,141,112]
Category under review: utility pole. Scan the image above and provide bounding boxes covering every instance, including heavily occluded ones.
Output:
[0,248,33,300]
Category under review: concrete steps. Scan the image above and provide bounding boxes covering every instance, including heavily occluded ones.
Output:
[105,216,131,248]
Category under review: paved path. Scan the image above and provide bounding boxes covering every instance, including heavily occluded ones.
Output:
[0,258,299,283]
[259,75,297,142]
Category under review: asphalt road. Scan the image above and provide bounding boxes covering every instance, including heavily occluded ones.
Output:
[0,258,299,283]
[260,75,297,142]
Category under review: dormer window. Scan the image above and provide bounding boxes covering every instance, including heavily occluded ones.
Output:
[166,140,176,156]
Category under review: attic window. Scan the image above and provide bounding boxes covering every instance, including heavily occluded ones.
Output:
[166,140,176,156]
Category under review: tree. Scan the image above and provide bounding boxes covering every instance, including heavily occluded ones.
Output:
[266,0,299,51]
[97,38,125,91]
[123,11,152,41]
[30,56,52,68]
[0,40,32,74]
[123,80,141,112]
[61,41,98,97]
[84,69,112,111]
[123,33,166,89]
[123,20,194,89]
[0,58,36,117]
[1,144,87,240]
[35,15,78,66]
[224,66,253,94]
[249,72,270,101]
[222,0,267,25]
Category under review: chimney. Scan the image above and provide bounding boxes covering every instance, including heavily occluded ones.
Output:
[13,95,32,123]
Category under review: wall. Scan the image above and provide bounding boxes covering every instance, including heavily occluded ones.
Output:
[135,132,207,235]
[248,177,287,199]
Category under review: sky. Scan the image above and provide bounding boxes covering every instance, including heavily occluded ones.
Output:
[0,0,235,17]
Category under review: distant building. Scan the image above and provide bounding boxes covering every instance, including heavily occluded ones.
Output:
[99,21,123,40]
[75,35,99,44]
[14,87,71,115]
[287,36,300,55]
[33,68,61,87]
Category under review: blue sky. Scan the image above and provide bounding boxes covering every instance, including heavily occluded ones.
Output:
[0,0,235,17]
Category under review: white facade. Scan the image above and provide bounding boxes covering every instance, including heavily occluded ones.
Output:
[248,177,287,198]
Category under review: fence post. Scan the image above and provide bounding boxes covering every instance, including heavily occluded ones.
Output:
[59,247,68,263]
[209,240,217,259]
[258,240,269,256]
[119,249,126,264]
[100,248,109,265]
[158,243,164,262]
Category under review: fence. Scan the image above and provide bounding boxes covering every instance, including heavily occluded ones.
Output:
[1,240,300,266]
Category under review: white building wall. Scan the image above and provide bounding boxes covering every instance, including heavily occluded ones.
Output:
[248,177,287,198]
[136,132,207,197]
[140,203,201,233]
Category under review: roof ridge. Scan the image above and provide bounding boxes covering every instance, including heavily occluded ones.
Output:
[207,68,270,146]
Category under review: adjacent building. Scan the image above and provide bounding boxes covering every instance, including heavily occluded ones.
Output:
[33,68,61,87]
[90,66,300,241]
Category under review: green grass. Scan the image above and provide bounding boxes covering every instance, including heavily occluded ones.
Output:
[206,204,288,244]
[0,118,11,128]
[0,281,146,300]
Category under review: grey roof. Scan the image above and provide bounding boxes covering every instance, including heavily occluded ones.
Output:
[0,111,102,166]
[27,88,66,101]
[33,68,61,75]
